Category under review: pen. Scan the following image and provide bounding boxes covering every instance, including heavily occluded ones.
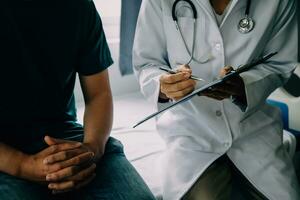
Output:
[159,67,205,82]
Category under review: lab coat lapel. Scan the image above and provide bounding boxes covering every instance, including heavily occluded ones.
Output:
[195,0,243,28]
[220,0,248,28]
[195,0,240,28]
[194,0,215,20]
[220,0,239,27]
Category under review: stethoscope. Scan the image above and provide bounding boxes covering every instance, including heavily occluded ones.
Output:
[172,0,255,65]
[238,0,255,34]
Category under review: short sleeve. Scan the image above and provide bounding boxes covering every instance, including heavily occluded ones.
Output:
[76,1,113,75]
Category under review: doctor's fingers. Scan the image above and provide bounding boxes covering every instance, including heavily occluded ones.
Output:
[166,86,195,101]
[161,79,196,93]
[220,66,234,77]
[160,72,191,84]
[176,64,192,73]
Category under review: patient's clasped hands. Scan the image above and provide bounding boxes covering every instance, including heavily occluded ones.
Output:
[19,136,99,194]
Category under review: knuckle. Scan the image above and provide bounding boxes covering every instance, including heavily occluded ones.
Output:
[88,152,94,159]
[51,184,58,190]
[67,142,75,148]
[56,163,63,170]
[73,157,81,165]
[47,157,54,163]
[66,168,73,177]
[175,84,180,91]
[42,166,49,174]
[52,174,59,180]
[51,145,58,153]
[162,75,171,82]
[176,83,182,91]
[167,76,174,82]
[61,144,69,150]
[70,181,75,187]
[62,151,68,160]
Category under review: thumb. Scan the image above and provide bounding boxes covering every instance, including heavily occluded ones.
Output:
[44,135,65,146]
[220,66,234,77]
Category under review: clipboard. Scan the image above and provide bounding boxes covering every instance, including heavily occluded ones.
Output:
[133,52,277,128]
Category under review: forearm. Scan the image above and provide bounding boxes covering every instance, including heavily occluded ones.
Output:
[83,91,113,158]
[0,142,26,177]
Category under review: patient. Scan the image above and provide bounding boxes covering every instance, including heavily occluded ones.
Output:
[0,1,155,199]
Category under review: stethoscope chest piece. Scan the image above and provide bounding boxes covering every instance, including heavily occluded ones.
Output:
[238,16,255,34]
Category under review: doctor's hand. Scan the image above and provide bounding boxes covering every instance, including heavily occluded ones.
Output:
[199,66,247,104]
[159,65,197,101]
[43,136,98,194]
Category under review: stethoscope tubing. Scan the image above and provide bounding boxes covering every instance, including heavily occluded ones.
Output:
[171,0,255,65]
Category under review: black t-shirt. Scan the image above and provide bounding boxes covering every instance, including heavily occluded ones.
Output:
[0,0,113,142]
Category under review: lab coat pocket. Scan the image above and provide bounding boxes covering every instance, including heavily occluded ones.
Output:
[162,15,205,68]
[239,109,283,149]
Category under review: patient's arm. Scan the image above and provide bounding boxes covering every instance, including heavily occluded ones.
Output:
[79,69,113,159]
[0,142,26,177]
[43,69,113,193]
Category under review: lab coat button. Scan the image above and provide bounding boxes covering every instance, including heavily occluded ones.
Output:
[215,43,221,51]
[224,142,230,147]
[216,110,222,117]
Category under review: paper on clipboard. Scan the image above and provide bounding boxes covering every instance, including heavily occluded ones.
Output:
[133,52,277,128]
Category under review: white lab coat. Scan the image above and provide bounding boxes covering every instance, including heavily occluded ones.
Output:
[133,0,300,199]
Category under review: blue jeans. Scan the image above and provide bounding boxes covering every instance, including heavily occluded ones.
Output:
[0,137,155,200]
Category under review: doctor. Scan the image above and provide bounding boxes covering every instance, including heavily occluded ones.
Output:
[133,0,299,199]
